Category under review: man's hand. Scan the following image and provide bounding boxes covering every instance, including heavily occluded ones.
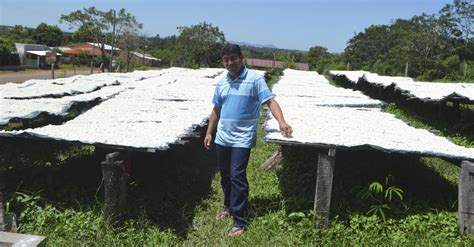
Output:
[279,122,293,137]
[266,99,292,138]
[204,133,213,149]
[204,105,220,150]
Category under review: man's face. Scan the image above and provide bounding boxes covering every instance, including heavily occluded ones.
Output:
[222,54,243,75]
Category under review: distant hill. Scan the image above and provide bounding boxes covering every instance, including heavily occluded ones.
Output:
[231,42,307,62]
[0,25,15,32]
[229,40,278,49]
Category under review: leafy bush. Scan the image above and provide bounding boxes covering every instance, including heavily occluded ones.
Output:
[358,175,405,222]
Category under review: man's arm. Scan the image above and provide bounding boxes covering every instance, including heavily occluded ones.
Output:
[204,105,221,149]
[266,98,293,137]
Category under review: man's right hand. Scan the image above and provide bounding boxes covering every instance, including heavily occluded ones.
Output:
[204,133,212,149]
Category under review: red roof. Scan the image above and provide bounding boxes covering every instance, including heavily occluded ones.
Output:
[62,48,100,56]
[245,58,309,71]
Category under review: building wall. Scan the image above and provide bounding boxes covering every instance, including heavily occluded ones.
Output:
[14,43,49,68]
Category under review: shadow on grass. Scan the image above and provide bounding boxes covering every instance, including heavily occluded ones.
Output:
[0,133,218,238]
[247,195,284,221]
[116,135,217,237]
[277,145,459,221]
[0,137,101,207]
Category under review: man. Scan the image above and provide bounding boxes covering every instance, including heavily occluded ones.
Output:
[204,44,292,237]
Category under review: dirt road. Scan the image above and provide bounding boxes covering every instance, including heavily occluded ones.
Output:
[0,69,95,84]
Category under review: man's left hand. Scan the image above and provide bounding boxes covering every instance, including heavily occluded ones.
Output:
[279,122,293,137]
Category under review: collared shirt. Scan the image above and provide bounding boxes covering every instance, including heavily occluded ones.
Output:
[212,66,273,148]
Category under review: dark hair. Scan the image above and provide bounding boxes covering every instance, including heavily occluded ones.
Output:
[221,44,243,57]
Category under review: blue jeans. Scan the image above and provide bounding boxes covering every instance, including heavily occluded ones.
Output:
[215,144,251,228]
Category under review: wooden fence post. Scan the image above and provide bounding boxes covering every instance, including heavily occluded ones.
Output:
[101,152,127,225]
[314,148,336,227]
[51,63,55,79]
[459,160,474,235]
[405,62,409,77]
[464,61,468,79]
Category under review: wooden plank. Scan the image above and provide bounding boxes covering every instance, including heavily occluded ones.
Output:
[101,152,127,225]
[314,148,336,227]
[459,160,474,235]
[257,148,282,171]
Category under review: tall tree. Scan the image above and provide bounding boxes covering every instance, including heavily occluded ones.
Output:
[71,23,101,43]
[0,37,15,55]
[0,25,34,44]
[439,0,474,41]
[175,22,225,68]
[306,45,330,71]
[344,13,460,79]
[32,23,64,46]
[60,7,142,71]
[118,29,141,72]
[345,25,392,70]
[149,35,178,66]
[438,0,474,61]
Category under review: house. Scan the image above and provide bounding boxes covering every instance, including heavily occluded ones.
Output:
[245,58,309,71]
[63,42,120,57]
[15,43,61,69]
[129,51,161,67]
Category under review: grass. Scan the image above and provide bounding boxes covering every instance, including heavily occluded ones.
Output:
[431,78,474,83]
[0,69,38,75]
[3,122,473,245]
[1,70,474,245]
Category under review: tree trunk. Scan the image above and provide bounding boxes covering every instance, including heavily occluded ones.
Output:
[126,47,130,73]
[101,42,106,72]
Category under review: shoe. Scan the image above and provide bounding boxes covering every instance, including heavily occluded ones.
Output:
[228,226,244,237]
[215,209,230,221]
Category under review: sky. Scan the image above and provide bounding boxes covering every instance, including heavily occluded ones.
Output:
[0,0,453,53]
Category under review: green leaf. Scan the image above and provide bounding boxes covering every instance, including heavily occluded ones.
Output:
[369,182,384,193]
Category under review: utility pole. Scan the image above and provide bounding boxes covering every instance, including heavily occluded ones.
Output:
[109,9,116,72]
[143,36,147,66]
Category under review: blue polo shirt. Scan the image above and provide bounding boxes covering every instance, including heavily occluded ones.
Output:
[212,66,273,148]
